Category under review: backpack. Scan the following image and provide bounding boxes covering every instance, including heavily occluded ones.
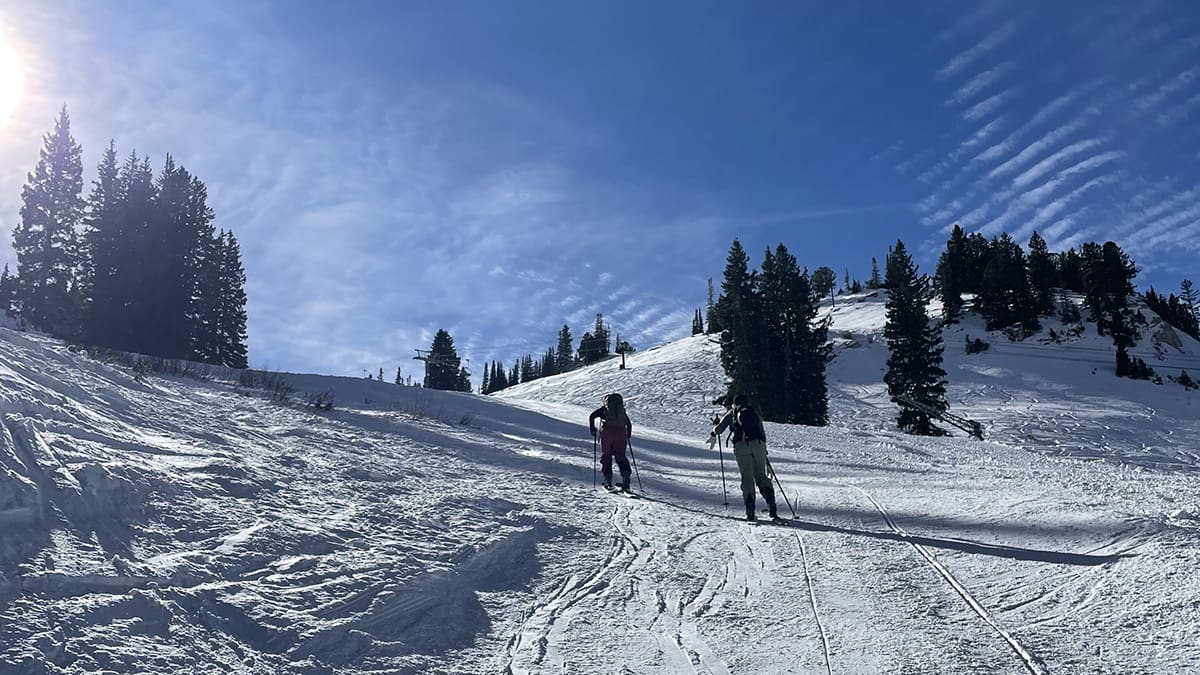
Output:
[734,404,765,442]
[603,393,628,430]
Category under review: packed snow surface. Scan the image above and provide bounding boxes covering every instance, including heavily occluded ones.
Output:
[1,293,1198,673]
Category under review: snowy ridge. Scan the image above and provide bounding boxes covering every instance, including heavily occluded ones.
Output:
[1,303,1198,673]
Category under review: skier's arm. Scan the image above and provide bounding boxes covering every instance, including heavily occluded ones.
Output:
[711,411,733,437]
[588,408,604,436]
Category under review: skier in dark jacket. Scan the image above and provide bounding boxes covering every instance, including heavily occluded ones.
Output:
[589,393,633,492]
[710,394,777,521]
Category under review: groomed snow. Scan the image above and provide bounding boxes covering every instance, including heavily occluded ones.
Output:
[1,293,1197,673]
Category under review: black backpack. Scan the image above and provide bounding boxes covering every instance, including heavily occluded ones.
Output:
[734,405,766,442]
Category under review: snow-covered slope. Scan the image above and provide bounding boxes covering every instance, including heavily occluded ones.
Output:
[1,305,1198,673]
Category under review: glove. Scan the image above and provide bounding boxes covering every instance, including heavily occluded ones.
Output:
[706,433,716,450]
[590,428,596,437]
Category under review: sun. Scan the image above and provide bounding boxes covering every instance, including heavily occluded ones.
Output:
[0,39,22,128]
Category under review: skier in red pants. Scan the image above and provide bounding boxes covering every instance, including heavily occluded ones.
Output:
[589,393,633,492]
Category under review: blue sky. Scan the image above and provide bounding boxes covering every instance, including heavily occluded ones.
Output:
[0,1,1198,384]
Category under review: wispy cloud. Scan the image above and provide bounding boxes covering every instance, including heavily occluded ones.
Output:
[947,62,1015,106]
[937,22,1017,80]
[986,118,1089,179]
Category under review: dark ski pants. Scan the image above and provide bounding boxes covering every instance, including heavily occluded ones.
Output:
[599,428,632,487]
[733,439,775,512]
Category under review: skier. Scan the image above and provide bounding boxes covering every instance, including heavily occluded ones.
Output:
[709,394,777,521]
[589,393,633,492]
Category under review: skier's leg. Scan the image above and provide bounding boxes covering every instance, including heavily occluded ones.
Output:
[750,441,777,517]
[614,445,632,490]
[733,443,757,519]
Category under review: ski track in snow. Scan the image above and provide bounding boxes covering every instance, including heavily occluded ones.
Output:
[2,293,1199,673]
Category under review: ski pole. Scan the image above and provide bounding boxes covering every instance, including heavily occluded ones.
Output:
[766,458,798,519]
[716,433,728,507]
[593,432,598,490]
[626,438,643,491]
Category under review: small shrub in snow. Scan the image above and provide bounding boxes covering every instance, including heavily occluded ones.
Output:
[303,391,335,411]
[965,336,990,354]
[1173,370,1197,391]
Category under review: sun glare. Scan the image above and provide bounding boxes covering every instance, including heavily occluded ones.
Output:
[0,39,22,129]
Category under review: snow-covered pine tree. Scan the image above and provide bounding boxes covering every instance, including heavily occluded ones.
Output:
[883,240,947,436]
[14,106,86,339]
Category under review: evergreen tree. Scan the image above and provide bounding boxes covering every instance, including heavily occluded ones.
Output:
[1026,231,1057,316]
[456,367,472,392]
[13,106,86,338]
[520,354,535,382]
[510,360,519,386]
[555,324,575,373]
[542,346,558,378]
[883,240,948,435]
[714,239,763,404]
[962,232,990,294]
[395,367,403,385]
[0,264,16,316]
[935,224,968,323]
[977,233,1039,333]
[1181,279,1198,323]
[82,141,124,347]
[867,257,882,289]
[757,246,830,425]
[1056,248,1084,292]
[811,266,836,307]
[692,307,704,335]
[423,329,462,390]
[216,232,249,368]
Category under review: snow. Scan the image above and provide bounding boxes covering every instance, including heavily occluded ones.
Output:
[1,294,1198,673]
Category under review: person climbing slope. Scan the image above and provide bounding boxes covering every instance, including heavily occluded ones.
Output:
[710,393,777,521]
[589,393,633,492]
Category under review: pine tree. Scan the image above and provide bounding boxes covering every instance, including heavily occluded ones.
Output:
[510,360,519,386]
[692,308,704,334]
[13,106,86,338]
[811,266,836,308]
[1181,279,1198,323]
[934,224,967,322]
[424,329,462,390]
[82,141,123,347]
[758,246,829,424]
[883,240,947,435]
[456,367,472,392]
[555,324,574,373]
[1026,231,1057,316]
[542,346,558,377]
[520,354,534,382]
[480,364,491,394]
[1056,248,1084,292]
[396,367,403,385]
[962,233,990,294]
[977,233,1039,333]
[0,264,16,316]
[867,257,882,289]
[714,239,763,404]
[216,232,249,368]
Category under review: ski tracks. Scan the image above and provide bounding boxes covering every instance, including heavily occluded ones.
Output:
[506,497,734,674]
[849,485,1049,675]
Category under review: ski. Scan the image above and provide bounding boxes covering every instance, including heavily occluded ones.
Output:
[604,486,640,499]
